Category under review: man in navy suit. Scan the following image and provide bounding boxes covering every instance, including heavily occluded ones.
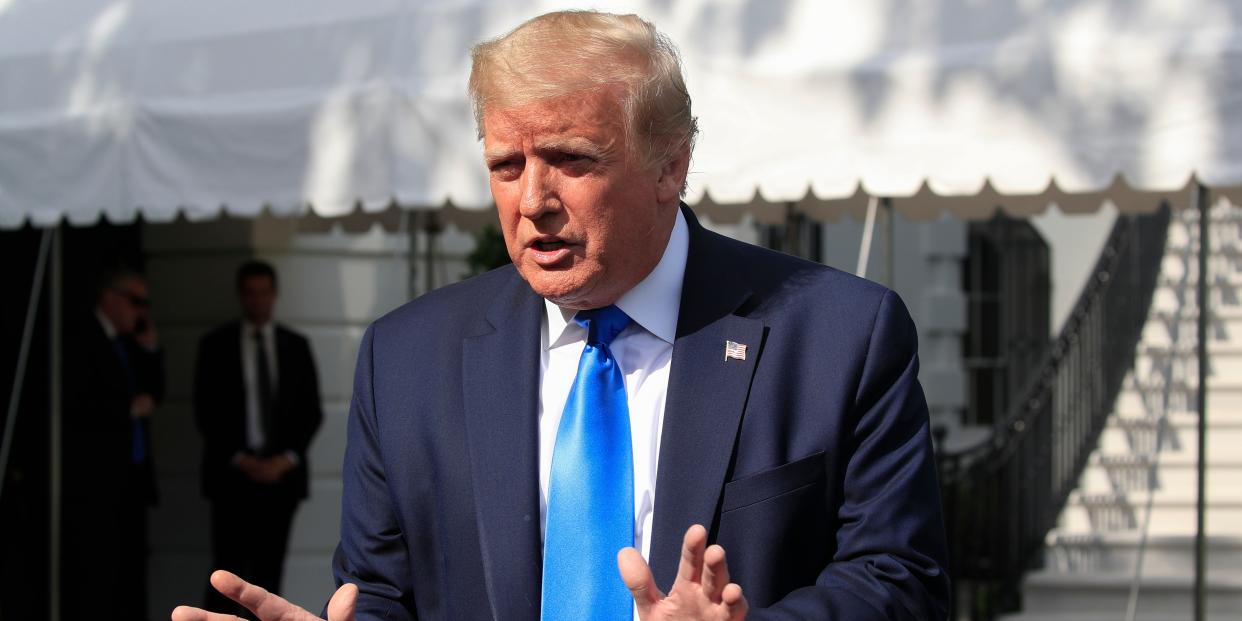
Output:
[175,10,948,621]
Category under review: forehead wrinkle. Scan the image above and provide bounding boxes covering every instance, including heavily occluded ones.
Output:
[485,115,622,159]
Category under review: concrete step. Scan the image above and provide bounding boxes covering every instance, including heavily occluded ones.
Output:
[1161,239,1242,258]
[1114,382,1242,415]
[1015,571,1242,618]
[1138,342,1242,358]
[1164,234,1242,255]
[1139,309,1242,349]
[1147,269,1242,288]
[1067,475,1242,509]
[1077,453,1242,495]
[1161,225,1242,244]
[1133,346,1242,382]
[1043,533,1242,575]
[1149,286,1242,315]
[1094,414,1242,459]
[1171,204,1242,222]
[1058,490,1242,536]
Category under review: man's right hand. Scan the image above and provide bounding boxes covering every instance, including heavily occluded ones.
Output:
[171,570,357,621]
[131,393,156,418]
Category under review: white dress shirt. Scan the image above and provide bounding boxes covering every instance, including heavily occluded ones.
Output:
[95,308,118,340]
[538,209,688,565]
[240,320,278,452]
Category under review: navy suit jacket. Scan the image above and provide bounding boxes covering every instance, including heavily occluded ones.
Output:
[333,207,950,620]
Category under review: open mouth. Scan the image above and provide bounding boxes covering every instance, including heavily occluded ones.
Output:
[533,239,567,251]
[527,237,574,265]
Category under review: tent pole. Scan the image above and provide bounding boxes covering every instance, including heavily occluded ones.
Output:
[1194,182,1209,621]
[0,228,52,499]
[856,196,879,278]
[49,224,63,621]
[883,197,894,287]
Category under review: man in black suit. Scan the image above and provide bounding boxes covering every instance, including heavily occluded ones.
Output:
[193,261,323,618]
[63,268,163,621]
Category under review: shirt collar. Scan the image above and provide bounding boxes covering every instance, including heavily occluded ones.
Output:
[545,208,688,347]
[242,320,274,340]
[95,308,117,340]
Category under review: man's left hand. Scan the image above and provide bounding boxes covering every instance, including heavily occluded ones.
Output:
[618,524,748,621]
[254,455,295,484]
[234,454,294,484]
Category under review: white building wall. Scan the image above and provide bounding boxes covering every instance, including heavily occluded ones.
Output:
[1030,204,1120,335]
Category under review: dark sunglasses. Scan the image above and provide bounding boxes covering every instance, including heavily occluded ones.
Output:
[112,288,150,309]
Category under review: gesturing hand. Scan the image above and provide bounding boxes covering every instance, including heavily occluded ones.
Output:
[618,525,748,621]
[171,570,357,621]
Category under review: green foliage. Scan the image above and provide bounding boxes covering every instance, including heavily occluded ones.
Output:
[466,225,512,277]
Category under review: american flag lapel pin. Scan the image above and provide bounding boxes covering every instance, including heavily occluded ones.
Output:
[724,340,747,361]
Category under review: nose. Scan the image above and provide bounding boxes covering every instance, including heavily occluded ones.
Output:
[518,160,560,219]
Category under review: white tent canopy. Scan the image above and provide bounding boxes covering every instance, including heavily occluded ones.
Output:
[1,0,1240,229]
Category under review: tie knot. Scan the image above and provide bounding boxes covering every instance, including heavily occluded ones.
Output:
[575,305,631,346]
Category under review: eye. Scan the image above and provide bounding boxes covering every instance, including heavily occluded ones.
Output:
[488,158,522,181]
[553,151,595,173]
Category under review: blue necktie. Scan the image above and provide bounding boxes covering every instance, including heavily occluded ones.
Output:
[541,305,634,621]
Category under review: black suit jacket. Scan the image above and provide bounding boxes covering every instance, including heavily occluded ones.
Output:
[193,321,323,501]
[62,314,163,507]
[333,207,950,620]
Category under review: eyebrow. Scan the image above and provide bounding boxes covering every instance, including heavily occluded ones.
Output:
[534,137,608,158]
[483,147,518,165]
[484,137,612,164]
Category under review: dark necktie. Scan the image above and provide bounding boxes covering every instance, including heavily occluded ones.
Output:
[541,305,634,620]
[112,337,146,465]
[253,330,274,455]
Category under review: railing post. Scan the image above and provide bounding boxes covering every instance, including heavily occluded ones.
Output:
[49,224,63,621]
[1193,183,1209,621]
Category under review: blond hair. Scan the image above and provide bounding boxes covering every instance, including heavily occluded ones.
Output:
[468,10,698,176]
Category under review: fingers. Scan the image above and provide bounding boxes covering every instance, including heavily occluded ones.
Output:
[701,544,731,603]
[209,569,311,620]
[722,582,749,621]
[170,605,243,621]
[209,570,263,608]
[326,582,359,621]
[618,547,663,617]
[673,524,708,589]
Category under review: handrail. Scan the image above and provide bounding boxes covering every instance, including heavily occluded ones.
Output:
[938,205,1171,620]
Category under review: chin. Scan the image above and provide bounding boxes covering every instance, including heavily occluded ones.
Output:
[519,267,597,308]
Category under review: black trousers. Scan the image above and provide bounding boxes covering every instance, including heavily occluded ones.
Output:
[203,493,298,620]
[62,474,150,621]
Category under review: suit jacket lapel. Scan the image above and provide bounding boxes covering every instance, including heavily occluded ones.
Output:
[649,209,765,589]
[461,271,545,621]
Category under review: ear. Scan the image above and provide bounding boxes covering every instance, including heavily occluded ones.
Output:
[654,145,691,204]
